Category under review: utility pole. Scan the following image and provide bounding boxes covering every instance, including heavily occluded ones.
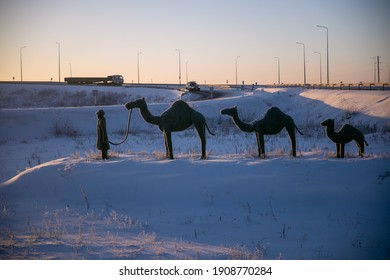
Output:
[20,46,26,82]
[137,52,142,84]
[186,61,189,84]
[235,56,240,86]
[377,56,380,83]
[314,52,322,84]
[370,57,377,83]
[175,49,181,85]
[274,57,280,85]
[296,42,306,85]
[317,25,329,84]
[56,42,61,82]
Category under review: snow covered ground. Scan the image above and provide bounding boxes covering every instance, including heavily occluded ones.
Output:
[0,84,389,259]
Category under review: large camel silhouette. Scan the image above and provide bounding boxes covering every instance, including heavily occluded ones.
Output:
[321,118,368,158]
[125,98,215,159]
[221,106,303,157]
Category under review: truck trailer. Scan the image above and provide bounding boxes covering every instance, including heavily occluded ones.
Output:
[64,75,124,86]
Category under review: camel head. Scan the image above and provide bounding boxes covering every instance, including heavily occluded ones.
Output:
[320,118,334,127]
[220,106,238,117]
[125,97,146,110]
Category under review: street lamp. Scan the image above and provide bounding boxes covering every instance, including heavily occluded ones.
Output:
[370,56,377,83]
[235,56,240,86]
[175,49,181,85]
[137,51,142,84]
[317,25,329,84]
[314,51,322,84]
[186,61,189,84]
[20,46,26,82]
[296,42,306,85]
[377,56,381,83]
[274,57,280,85]
[56,42,61,82]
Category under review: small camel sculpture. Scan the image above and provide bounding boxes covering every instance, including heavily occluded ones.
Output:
[125,98,215,159]
[221,106,303,157]
[320,118,368,158]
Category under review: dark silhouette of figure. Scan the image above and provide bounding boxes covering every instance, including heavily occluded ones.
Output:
[321,118,368,158]
[221,106,303,157]
[125,98,215,159]
[96,109,110,159]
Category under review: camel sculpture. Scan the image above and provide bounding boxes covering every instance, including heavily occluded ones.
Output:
[320,118,368,158]
[221,106,303,157]
[125,98,215,159]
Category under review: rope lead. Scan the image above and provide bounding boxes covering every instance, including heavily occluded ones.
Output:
[108,109,133,145]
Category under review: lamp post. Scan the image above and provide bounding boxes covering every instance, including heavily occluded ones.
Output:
[175,49,181,85]
[56,42,61,82]
[274,57,280,85]
[377,56,380,83]
[69,63,72,77]
[235,56,240,86]
[317,25,329,84]
[370,57,377,83]
[314,51,322,84]
[20,46,26,82]
[137,51,142,84]
[296,42,306,85]
[186,61,189,84]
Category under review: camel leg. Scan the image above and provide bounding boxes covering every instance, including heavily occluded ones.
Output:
[195,122,207,159]
[256,132,265,158]
[255,133,261,157]
[356,139,364,157]
[340,143,345,158]
[336,144,341,158]
[163,132,169,158]
[164,130,174,159]
[287,127,297,156]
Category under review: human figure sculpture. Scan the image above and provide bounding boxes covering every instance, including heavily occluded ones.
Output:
[96,109,110,159]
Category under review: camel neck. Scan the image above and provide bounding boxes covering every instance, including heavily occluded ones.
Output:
[139,103,161,126]
[325,125,340,142]
[232,113,253,133]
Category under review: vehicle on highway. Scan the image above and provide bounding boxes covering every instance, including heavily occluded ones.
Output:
[64,75,124,86]
[185,81,200,92]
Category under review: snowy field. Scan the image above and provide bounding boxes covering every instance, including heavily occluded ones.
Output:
[0,83,389,260]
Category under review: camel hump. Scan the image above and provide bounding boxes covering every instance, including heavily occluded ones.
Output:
[171,100,191,110]
[163,100,192,118]
[341,124,366,139]
[342,124,356,130]
[264,107,285,117]
[263,106,289,120]
[341,124,360,134]
[268,106,283,113]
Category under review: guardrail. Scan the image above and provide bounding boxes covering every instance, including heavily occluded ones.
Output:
[266,83,389,91]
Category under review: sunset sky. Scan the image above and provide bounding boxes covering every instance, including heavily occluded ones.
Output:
[1,0,389,84]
